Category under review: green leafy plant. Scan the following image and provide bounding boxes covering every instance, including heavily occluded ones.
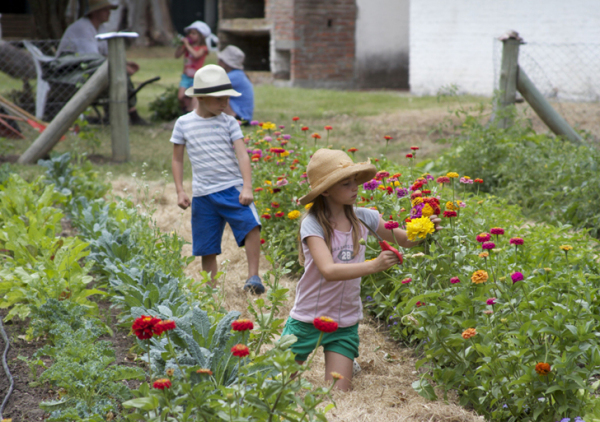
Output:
[149,86,181,122]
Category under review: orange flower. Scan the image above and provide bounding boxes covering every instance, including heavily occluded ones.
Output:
[384,135,393,140]
[311,133,321,139]
[471,270,489,284]
[231,319,254,331]
[254,187,264,192]
[324,125,333,130]
[348,147,358,153]
[462,328,477,339]
[196,368,213,375]
[331,372,344,380]
[301,126,309,131]
[313,316,338,333]
[292,116,300,121]
[535,362,551,376]
[153,378,172,389]
[231,344,250,357]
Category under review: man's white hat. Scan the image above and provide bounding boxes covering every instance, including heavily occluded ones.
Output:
[218,45,245,70]
[185,65,242,97]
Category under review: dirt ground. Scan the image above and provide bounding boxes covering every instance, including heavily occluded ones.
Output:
[109,177,483,422]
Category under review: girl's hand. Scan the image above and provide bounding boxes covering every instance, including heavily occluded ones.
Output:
[430,215,443,232]
[373,250,400,272]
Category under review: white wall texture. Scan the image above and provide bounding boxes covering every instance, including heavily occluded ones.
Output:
[410,0,600,97]
[355,0,409,88]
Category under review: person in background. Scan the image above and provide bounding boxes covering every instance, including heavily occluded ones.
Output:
[175,21,210,113]
[56,0,146,125]
[218,45,254,125]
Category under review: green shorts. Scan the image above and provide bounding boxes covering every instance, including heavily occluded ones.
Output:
[281,317,359,362]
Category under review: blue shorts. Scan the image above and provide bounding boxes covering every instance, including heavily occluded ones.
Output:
[180,74,194,89]
[191,186,261,256]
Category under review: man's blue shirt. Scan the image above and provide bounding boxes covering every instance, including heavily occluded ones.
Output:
[228,69,254,122]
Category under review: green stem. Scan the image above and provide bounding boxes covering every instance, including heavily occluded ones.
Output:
[303,331,325,370]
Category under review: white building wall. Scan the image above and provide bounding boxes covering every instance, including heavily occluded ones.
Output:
[410,0,600,96]
[355,0,409,88]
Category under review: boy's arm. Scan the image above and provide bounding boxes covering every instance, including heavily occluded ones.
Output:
[172,144,191,210]
[233,138,253,205]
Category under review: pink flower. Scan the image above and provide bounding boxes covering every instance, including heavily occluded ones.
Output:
[510,237,524,245]
[486,298,496,305]
[511,272,524,283]
[450,277,460,284]
[490,227,505,235]
[476,233,491,243]
[384,221,399,230]
[482,241,495,250]
[276,179,289,187]
[401,278,412,284]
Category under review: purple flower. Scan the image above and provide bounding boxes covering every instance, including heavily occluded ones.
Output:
[410,203,424,219]
[363,180,381,191]
[282,134,292,140]
[250,120,259,126]
[425,174,434,181]
[279,125,285,129]
[482,241,495,250]
[366,296,373,301]
[511,272,524,283]
[263,136,272,142]
[486,298,496,305]
[396,187,409,198]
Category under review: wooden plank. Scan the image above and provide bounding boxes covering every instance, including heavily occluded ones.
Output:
[517,66,583,145]
[18,61,109,164]
[0,95,47,125]
[107,37,130,162]
[496,33,521,128]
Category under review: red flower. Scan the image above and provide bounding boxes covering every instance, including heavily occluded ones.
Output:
[406,154,413,158]
[436,176,450,184]
[271,202,280,208]
[311,133,321,139]
[476,233,491,243]
[490,227,505,235]
[474,178,484,184]
[260,238,265,245]
[416,301,425,308]
[254,187,263,193]
[153,378,172,390]
[275,211,284,218]
[450,276,460,284]
[154,320,176,335]
[132,315,161,340]
[231,344,250,357]
[301,126,309,131]
[324,125,333,130]
[313,316,338,333]
[384,135,393,140]
[401,278,411,284]
[273,188,281,193]
[261,214,271,219]
[510,237,524,245]
[231,319,254,332]
[196,368,213,375]
[443,210,457,218]
[422,197,441,215]
[376,171,390,179]
[410,146,419,150]
[422,189,431,194]
[348,147,358,153]
[292,159,300,164]
[392,173,401,178]
[385,186,393,195]
[405,218,412,223]
[292,116,300,121]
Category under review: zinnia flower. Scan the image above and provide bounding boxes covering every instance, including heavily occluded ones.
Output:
[305,203,313,209]
[154,320,176,335]
[479,252,489,258]
[311,133,321,139]
[231,319,254,331]
[384,221,399,230]
[450,276,460,284]
[474,178,483,184]
[443,210,457,218]
[260,238,265,244]
[275,211,284,218]
[288,210,301,220]
[447,172,459,178]
[406,216,435,241]
[476,233,491,243]
[462,328,477,339]
[421,203,434,218]
[415,301,425,307]
[436,176,450,184]
[384,135,393,141]
[231,344,250,357]
[313,316,338,333]
[132,315,161,340]
[560,245,573,251]
[324,125,333,130]
[471,270,488,284]
[482,241,495,250]
[331,372,344,380]
[363,180,381,191]
[261,214,271,220]
[276,179,289,187]
[401,278,411,284]
[396,188,409,198]
[153,378,172,390]
[196,368,213,375]
[271,202,280,208]
[292,116,300,121]
[406,153,413,158]
[410,146,419,150]
[445,201,456,211]
[509,237,524,245]
[486,298,496,305]
[490,227,505,235]
[535,362,551,376]
[250,120,259,126]
[511,271,524,283]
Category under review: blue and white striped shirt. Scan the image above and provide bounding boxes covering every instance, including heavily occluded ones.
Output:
[170,112,244,197]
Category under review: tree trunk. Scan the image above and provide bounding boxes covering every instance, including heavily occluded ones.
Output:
[29,0,70,39]
[149,0,175,45]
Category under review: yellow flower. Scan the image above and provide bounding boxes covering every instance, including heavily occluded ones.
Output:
[281,151,290,157]
[406,216,435,241]
[421,203,434,217]
[477,200,485,205]
[365,258,376,262]
[377,185,385,190]
[471,270,488,284]
[455,200,464,207]
[265,180,272,185]
[559,245,573,251]
[462,175,471,180]
[287,210,301,220]
[331,372,344,380]
[305,203,313,210]
[412,197,424,207]
[447,172,459,178]
[393,181,400,187]
[262,122,276,130]
[446,201,456,211]
[265,208,271,212]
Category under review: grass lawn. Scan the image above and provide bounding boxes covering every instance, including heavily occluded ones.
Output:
[2,46,488,181]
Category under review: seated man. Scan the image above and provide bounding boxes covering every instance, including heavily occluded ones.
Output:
[57,0,146,124]
[218,46,254,125]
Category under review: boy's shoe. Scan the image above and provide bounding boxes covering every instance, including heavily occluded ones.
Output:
[243,275,265,295]
[353,360,361,377]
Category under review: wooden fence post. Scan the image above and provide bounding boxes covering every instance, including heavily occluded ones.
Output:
[107,35,130,162]
[496,30,523,128]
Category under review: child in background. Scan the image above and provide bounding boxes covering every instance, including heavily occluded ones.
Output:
[175,21,210,112]
[282,149,441,391]
[171,64,265,295]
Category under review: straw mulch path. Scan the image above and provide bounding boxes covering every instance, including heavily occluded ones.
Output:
[111,178,483,422]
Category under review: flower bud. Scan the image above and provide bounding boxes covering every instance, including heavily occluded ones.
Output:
[359,238,366,246]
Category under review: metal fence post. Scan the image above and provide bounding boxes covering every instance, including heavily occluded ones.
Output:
[106,35,130,162]
[496,31,523,128]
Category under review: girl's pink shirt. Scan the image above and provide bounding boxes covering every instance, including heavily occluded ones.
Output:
[290,208,379,327]
[183,45,208,77]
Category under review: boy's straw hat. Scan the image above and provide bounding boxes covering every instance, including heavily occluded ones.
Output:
[185,65,242,97]
[86,0,118,15]
[218,45,245,70]
[299,149,377,205]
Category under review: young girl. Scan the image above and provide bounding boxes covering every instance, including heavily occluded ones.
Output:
[282,149,440,391]
[175,21,209,112]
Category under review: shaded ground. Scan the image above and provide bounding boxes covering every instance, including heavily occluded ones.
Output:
[111,178,483,422]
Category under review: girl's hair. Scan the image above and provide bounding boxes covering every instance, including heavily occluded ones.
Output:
[298,195,363,266]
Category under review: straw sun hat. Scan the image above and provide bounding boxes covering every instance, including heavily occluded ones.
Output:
[185,65,242,97]
[299,149,377,205]
[86,0,118,15]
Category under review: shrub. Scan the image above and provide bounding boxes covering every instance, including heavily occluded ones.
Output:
[148,86,181,122]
